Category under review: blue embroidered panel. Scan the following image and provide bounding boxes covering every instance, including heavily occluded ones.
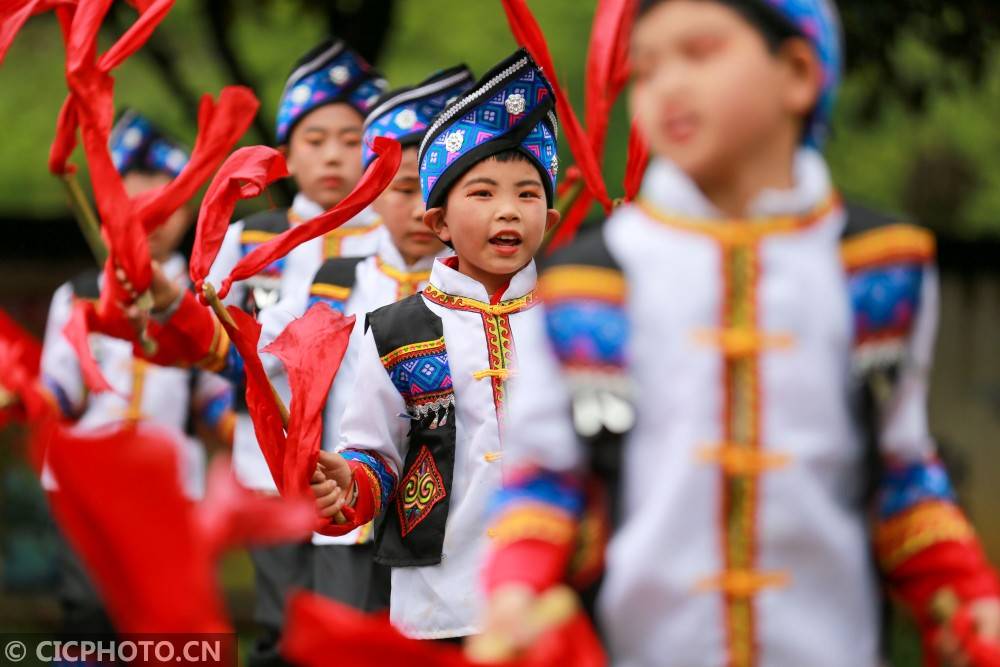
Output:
[222,344,245,386]
[342,448,398,511]
[489,469,585,519]
[545,300,628,369]
[307,295,348,314]
[878,459,956,519]
[382,341,454,409]
[198,386,234,429]
[849,264,923,341]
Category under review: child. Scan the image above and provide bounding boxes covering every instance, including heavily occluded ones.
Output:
[309,49,561,640]
[479,2,1000,667]
[40,109,234,633]
[201,38,387,667]
[303,65,474,611]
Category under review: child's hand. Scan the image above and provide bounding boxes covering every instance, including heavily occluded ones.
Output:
[115,260,181,315]
[311,451,354,520]
[467,584,540,661]
[935,597,1000,667]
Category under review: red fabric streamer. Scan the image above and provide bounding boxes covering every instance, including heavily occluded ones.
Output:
[0,0,73,65]
[499,0,612,213]
[62,298,114,394]
[0,309,46,427]
[189,145,289,292]
[223,307,286,489]
[283,591,607,667]
[584,0,636,162]
[623,119,649,202]
[196,456,317,560]
[217,136,402,300]
[43,421,314,633]
[262,304,355,503]
[133,86,261,233]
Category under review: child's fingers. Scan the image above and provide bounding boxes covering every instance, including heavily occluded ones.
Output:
[311,468,327,484]
[319,489,348,518]
[312,479,336,498]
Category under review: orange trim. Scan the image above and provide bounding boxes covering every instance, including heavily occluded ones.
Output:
[489,504,576,547]
[124,359,147,422]
[876,501,974,571]
[694,328,794,357]
[197,318,232,373]
[323,218,383,258]
[841,224,935,271]
[637,193,840,245]
[375,257,431,300]
[698,445,791,476]
[696,570,790,597]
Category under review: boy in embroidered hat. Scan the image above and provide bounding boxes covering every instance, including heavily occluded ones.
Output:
[308,48,561,639]
[40,109,234,634]
[199,37,387,667]
[477,2,1000,666]
[296,65,474,611]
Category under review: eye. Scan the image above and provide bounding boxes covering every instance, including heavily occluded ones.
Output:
[519,189,542,199]
[469,189,492,198]
[684,35,724,61]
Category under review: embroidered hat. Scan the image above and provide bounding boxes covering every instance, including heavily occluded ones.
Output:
[638,0,842,146]
[361,65,475,171]
[109,109,189,178]
[275,38,388,145]
[752,0,842,146]
[418,49,559,209]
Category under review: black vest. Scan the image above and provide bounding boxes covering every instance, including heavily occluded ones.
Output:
[366,295,457,567]
[238,209,291,314]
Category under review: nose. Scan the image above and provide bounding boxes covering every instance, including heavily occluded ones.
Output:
[322,140,343,166]
[494,195,521,223]
[411,200,426,223]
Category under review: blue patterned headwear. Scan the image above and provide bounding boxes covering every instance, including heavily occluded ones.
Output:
[752,0,842,146]
[275,38,388,145]
[418,49,559,209]
[109,109,189,178]
[362,65,476,171]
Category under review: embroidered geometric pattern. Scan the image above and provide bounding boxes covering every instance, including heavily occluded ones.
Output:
[422,284,539,418]
[379,337,454,418]
[276,39,387,144]
[361,67,475,169]
[878,459,957,519]
[419,51,558,206]
[375,258,430,300]
[341,448,398,515]
[109,109,189,177]
[396,445,447,537]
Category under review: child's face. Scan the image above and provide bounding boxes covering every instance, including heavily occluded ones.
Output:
[373,147,443,265]
[284,103,365,210]
[630,0,820,186]
[123,171,193,263]
[424,156,557,286]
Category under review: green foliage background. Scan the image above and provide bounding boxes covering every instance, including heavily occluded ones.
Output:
[1,1,999,240]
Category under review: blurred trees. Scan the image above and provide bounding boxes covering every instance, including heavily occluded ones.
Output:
[2,0,1000,238]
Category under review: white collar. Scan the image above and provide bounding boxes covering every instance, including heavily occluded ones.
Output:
[427,257,537,304]
[639,147,834,220]
[375,234,441,273]
[290,194,381,230]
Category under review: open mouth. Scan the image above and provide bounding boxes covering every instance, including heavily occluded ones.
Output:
[489,232,523,248]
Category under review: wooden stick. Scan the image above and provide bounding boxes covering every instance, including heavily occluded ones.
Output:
[202,282,291,428]
[59,172,108,266]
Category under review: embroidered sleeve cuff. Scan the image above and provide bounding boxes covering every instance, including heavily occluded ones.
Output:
[483,538,573,594]
[142,290,226,369]
[879,502,1000,629]
[341,449,398,516]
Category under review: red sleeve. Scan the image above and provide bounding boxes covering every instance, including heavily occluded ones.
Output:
[483,538,573,594]
[142,290,226,369]
[313,459,379,538]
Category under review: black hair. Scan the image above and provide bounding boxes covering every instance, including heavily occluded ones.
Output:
[637,0,802,52]
[430,148,547,250]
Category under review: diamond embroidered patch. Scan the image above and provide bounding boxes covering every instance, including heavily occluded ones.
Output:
[397,446,447,537]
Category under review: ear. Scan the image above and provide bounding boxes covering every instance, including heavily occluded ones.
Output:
[278,144,293,176]
[545,208,561,233]
[423,207,451,244]
[779,38,823,118]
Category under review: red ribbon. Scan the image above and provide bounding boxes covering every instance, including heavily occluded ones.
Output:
[189,145,289,294]
[216,136,402,300]
[499,0,612,215]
